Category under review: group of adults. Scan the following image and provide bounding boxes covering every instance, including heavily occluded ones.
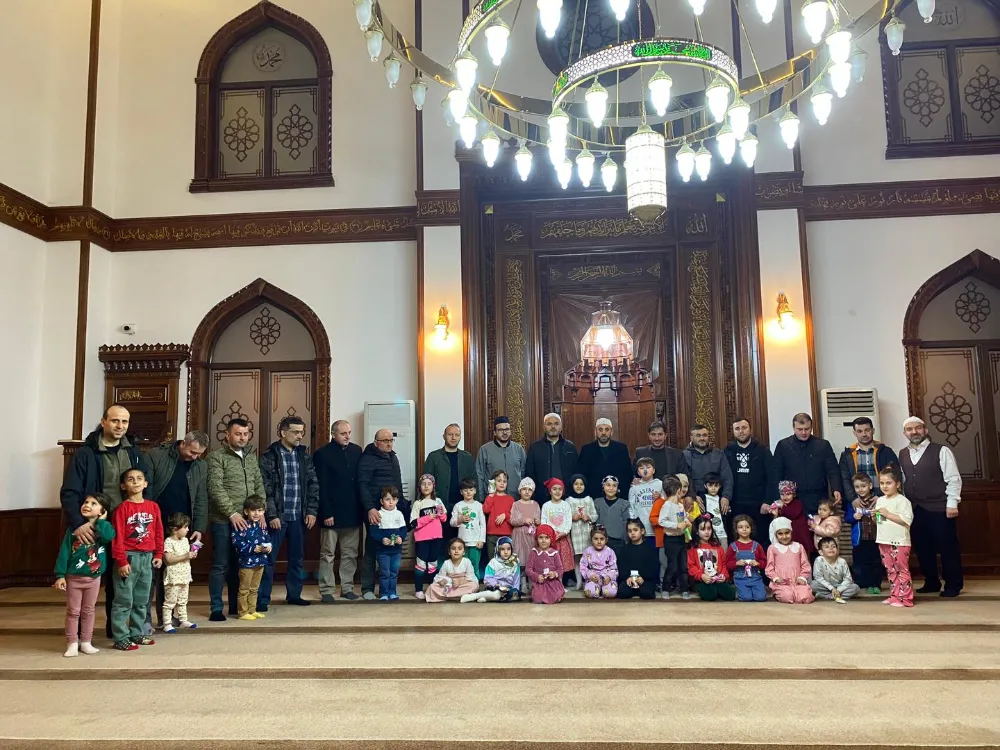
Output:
[59,404,965,622]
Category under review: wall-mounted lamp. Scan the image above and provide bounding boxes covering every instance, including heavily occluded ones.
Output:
[776,292,794,329]
[434,305,450,340]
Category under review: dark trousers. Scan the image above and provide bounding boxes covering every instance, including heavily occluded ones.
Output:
[851,539,883,588]
[258,517,305,607]
[661,535,688,592]
[361,523,377,594]
[209,521,240,614]
[618,580,656,599]
[696,581,737,601]
[102,568,115,639]
[912,505,963,593]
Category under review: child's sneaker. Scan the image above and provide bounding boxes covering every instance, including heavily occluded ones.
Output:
[113,640,139,652]
[389,594,399,601]
[867,586,882,595]
[79,642,99,655]
[414,591,425,600]
[239,614,256,620]
[63,642,79,658]
[379,595,390,601]
[131,636,155,646]
[660,591,670,600]
[162,624,176,633]
[680,591,691,600]
[252,613,265,619]
[179,621,197,629]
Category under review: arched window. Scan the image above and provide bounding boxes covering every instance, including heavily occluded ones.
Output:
[881,0,1000,158]
[191,3,333,193]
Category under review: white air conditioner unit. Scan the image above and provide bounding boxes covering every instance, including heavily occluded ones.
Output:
[820,387,880,456]
[364,400,417,502]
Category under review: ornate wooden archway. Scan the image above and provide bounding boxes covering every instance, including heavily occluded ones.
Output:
[187,278,332,447]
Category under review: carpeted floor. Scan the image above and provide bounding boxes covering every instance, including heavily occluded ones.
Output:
[2,582,999,747]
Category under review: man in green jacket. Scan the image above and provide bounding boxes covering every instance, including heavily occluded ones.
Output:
[206,418,265,621]
[423,423,476,546]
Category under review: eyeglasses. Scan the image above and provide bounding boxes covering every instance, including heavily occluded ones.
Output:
[284,428,306,435]
[377,437,395,443]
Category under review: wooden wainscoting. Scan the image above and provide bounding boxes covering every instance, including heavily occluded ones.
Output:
[0,509,64,587]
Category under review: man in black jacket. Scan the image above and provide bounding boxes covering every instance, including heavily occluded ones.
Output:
[634,420,689,481]
[358,428,408,599]
[578,418,633,496]
[257,416,319,609]
[724,417,775,547]
[314,419,364,602]
[525,413,578,502]
[59,404,148,638]
[773,413,842,515]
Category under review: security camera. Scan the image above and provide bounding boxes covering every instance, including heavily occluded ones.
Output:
[121,324,137,335]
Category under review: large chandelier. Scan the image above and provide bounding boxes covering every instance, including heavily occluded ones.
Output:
[357,0,897,223]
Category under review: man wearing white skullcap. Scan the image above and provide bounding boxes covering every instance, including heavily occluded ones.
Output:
[899,415,963,597]
[578,417,633,501]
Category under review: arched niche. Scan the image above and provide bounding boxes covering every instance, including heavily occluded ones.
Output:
[188,278,331,449]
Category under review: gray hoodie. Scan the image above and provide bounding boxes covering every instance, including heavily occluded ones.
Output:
[475,440,527,499]
[683,445,734,500]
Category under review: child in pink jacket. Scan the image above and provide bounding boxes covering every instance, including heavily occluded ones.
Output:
[808,499,843,550]
[765,517,814,604]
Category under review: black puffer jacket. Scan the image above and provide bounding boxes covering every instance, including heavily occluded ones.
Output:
[59,428,148,529]
[357,443,410,520]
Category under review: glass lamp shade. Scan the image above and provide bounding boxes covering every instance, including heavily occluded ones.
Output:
[365,28,384,61]
[829,61,852,97]
[458,114,478,148]
[548,106,570,147]
[586,80,609,127]
[455,52,479,93]
[694,144,712,181]
[441,96,455,126]
[826,29,852,65]
[515,144,533,181]
[727,96,751,140]
[706,76,730,124]
[384,55,401,88]
[885,18,905,56]
[481,129,501,167]
[810,82,833,125]
[779,109,800,149]
[850,47,868,83]
[581,302,634,361]
[625,124,667,223]
[601,154,618,192]
[576,148,596,187]
[354,0,373,29]
[537,0,563,39]
[739,131,758,168]
[448,88,469,121]
[755,0,778,23]
[676,142,696,183]
[916,0,935,22]
[556,158,573,189]
[547,139,566,166]
[688,0,708,16]
[484,19,510,65]
[716,123,737,165]
[411,78,428,110]
[648,68,673,117]
[610,0,630,21]
[801,0,828,44]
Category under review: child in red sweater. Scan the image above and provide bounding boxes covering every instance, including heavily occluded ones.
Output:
[110,468,163,651]
[483,469,515,571]
[687,515,736,601]
[772,480,812,552]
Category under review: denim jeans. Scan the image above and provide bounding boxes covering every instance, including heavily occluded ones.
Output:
[258,517,305,607]
[376,549,401,598]
[209,521,239,614]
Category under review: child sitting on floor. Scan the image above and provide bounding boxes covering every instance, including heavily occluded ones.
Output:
[687,514,736,601]
[727,515,767,602]
[811,536,859,603]
[426,538,479,602]
[765,517,814,604]
[463,536,521,602]
[527,524,565,604]
[617,519,658,600]
[580,525,618,599]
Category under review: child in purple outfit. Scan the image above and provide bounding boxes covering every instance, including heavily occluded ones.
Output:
[580,525,618,599]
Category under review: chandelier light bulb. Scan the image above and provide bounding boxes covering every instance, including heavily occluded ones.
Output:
[484,18,510,66]
[447,88,469,121]
[885,17,905,56]
[354,0,373,29]
[537,0,563,39]
[648,68,674,117]
[676,142,696,183]
[383,54,401,88]
[596,325,616,350]
[548,138,566,166]
[739,131,759,168]
[801,0,829,45]
[694,144,712,181]
[557,157,573,189]
[688,0,708,16]
[548,106,570,147]
[826,29,853,65]
[829,61,852,97]
[576,148,596,188]
[610,0,630,21]
[586,80,609,128]
[727,96,751,140]
[850,47,868,82]
[601,154,618,192]
[411,78,428,110]
[455,51,479,93]
[716,123,737,165]
[917,0,935,22]
[365,28,384,61]
[755,0,778,23]
[458,113,479,149]
[810,81,833,125]
[481,129,501,167]
[705,76,731,124]
[779,108,800,149]
[441,96,455,126]
[515,144,533,181]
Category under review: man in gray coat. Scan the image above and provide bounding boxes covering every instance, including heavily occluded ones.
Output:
[475,416,526,499]
[683,424,733,513]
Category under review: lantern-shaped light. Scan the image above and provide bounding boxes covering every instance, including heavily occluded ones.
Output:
[576,148,596,187]
[411,78,428,110]
[455,51,479,94]
[779,108,800,149]
[537,0,563,39]
[695,143,712,181]
[484,18,510,65]
[448,88,469,121]
[716,123,737,165]
[601,153,618,192]
[850,47,868,82]
[586,80,609,127]
[801,0,829,45]
[706,76,731,124]
[676,142,696,183]
[610,0,630,21]
[829,61,852,97]
[354,0,373,29]
[515,144,533,181]
[384,54,401,88]
[548,138,566,166]
[459,114,478,149]
[441,96,454,126]
[688,0,708,16]
[625,124,667,223]
[365,28,384,61]
[826,29,852,65]
[556,158,573,189]
[917,0,935,22]
[548,106,570,147]
[740,131,759,168]
[885,17,905,56]
[810,81,833,125]
[755,0,778,23]
[481,129,501,167]
[727,96,751,140]
[648,68,674,117]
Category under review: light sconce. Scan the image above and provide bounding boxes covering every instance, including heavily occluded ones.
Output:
[434,305,450,340]
[776,292,794,328]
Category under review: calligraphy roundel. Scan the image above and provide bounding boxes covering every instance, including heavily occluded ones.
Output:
[252,42,285,73]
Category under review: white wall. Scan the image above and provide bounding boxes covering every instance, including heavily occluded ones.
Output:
[809,214,1000,445]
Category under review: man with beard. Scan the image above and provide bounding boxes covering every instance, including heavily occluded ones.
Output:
[683,425,733,507]
[839,417,899,501]
[524,413,578,503]
[773,413,842,515]
[475,416,526,500]
[578,418,633,498]
[723,418,775,547]
[634,420,689,481]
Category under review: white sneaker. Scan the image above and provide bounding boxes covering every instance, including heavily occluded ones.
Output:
[79,642,100,655]
[414,591,425,600]
[681,591,691,600]
[459,593,479,603]
[63,642,79,658]
[660,591,671,600]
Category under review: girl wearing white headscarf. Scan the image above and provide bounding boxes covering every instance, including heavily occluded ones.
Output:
[765,517,815,604]
[509,477,540,595]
